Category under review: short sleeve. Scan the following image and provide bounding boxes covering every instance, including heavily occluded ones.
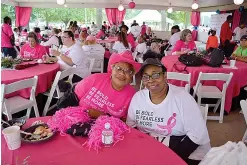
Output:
[178,92,210,145]
[171,40,182,53]
[69,46,85,65]
[39,45,47,58]
[126,94,138,127]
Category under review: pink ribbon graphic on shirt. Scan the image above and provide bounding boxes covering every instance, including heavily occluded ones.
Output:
[156,113,177,136]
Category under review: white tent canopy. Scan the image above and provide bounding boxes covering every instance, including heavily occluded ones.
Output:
[125,10,174,24]
[2,0,247,11]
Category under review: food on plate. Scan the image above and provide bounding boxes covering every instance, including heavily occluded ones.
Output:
[24,125,54,141]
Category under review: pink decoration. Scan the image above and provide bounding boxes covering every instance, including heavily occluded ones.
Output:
[190,11,200,41]
[83,116,130,152]
[105,8,126,26]
[47,107,90,134]
[128,1,136,9]
[15,6,32,27]
[232,9,241,31]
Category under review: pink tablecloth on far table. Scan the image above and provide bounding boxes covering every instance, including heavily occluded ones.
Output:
[96,37,118,44]
[2,117,186,165]
[162,55,247,113]
[1,63,60,98]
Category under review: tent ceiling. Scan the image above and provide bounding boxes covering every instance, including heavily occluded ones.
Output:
[2,0,247,11]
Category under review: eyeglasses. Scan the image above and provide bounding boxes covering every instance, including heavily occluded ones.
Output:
[112,65,134,76]
[142,72,164,82]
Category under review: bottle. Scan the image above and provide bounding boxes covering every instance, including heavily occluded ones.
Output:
[102,123,113,147]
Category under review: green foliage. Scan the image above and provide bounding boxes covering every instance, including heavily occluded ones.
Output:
[1,4,15,22]
[167,11,191,28]
[31,8,97,26]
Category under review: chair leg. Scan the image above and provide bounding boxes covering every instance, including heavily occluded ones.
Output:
[33,99,40,118]
[219,98,225,123]
[43,95,53,116]
[242,129,247,142]
[197,95,202,106]
[6,112,12,120]
[213,99,221,113]
[26,107,32,118]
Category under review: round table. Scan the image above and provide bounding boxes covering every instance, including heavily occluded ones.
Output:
[162,55,247,113]
[1,117,186,165]
[1,63,60,98]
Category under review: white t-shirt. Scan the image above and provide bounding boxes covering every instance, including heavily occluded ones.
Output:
[41,35,59,47]
[126,84,211,160]
[233,27,247,41]
[130,25,142,38]
[135,42,147,54]
[112,41,131,54]
[82,44,105,68]
[169,31,182,50]
[41,29,51,37]
[58,43,90,78]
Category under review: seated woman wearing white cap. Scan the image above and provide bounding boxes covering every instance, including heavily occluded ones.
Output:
[126,52,210,165]
[74,51,141,119]
[82,35,105,70]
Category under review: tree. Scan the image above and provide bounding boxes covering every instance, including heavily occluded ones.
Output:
[167,11,191,29]
[1,4,15,22]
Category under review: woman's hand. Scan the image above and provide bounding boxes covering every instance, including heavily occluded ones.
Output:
[88,109,105,119]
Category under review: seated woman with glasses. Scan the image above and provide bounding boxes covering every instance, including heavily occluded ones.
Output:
[171,29,196,55]
[20,32,47,59]
[126,52,210,165]
[47,30,90,79]
[74,51,141,120]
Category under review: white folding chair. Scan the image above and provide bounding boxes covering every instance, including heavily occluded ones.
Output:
[240,100,247,142]
[88,58,95,74]
[1,76,40,120]
[42,67,81,116]
[167,72,191,93]
[200,104,209,122]
[193,72,233,123]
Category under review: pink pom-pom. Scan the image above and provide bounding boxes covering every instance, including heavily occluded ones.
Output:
[47,107,90,134]
[83,116,130,152]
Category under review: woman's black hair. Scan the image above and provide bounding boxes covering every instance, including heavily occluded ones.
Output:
[24,29,28,32]
[34,27,41,33]
[63,30,75,41]
[27,32,39,43]
[3,16,11,24]
[120,25,129,31]
[143,50,161,61]
[208,29,216,36]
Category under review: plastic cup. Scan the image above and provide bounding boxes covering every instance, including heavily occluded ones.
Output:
[230,60,236,68]
[2,126,21,150]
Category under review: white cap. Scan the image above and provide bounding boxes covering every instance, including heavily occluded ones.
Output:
[105,123,111,129]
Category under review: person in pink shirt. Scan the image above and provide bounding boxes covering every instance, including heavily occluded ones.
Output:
[171,29,196,55]
[120,25,136,51]
[96,26,106,39]
[34,27,42,40]
[1,16,17,58]
[21,29,28,37]
[20,32,47,59]
[74,50,141,120]
[141,22,147,35]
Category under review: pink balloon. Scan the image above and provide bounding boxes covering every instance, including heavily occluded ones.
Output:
[128,1,136,9]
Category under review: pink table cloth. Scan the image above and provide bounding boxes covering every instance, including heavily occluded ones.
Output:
[1,63,60,98]
[162,55,247,113]
[96,37,118,44]
[1,117,186,165]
